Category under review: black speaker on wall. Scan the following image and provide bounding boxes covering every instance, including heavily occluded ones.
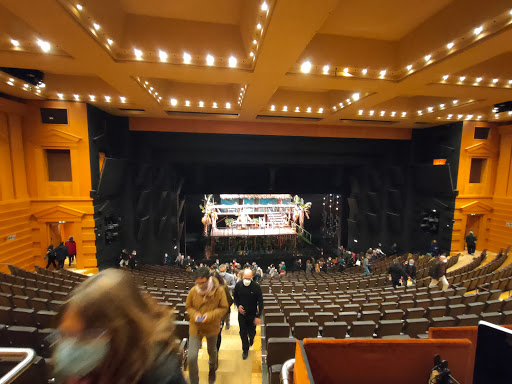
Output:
[347,198,360,221]
[367,192,380,214]
[365,212,379,231]
[40,108,68,124]
[386,212,402,233]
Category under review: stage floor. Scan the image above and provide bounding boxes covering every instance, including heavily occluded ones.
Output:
[211,227,297,237]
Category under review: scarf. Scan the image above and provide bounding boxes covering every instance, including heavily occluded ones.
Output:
[196,277,214,297]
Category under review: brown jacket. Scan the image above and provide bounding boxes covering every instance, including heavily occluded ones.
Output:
[186,278,229,337]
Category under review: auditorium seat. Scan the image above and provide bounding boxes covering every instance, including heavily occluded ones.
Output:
[267,337,297,384]
[322,322,347,339]
[6,326,41,353]
[446,304,466,317]
[397,300,415,311]
[174,320,189,341]
[500,310,512,325]
[404,318,429,338]
[283,305,301,318]
[405,307,425,319]
[466,301,485,315]
[294,322,319,340]
[447,296,463,305]
[289,313,310,328]
[456,314,479,326]
[484,300,502,313]
[12,308,37,327]
[426,306,446,320]
[380,302,397,311]
[313,312,334,327]
[350,321,376,338]
[479,312,502,324]
[359,310,381,322]
[0,293,13,307]
[264,313,285,324]
[375,320,403,338]
[337,312,358,326]
[382,309,403,320]
[0,305,13,325]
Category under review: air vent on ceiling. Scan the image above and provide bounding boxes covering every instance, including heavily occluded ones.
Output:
[118,108,145,112]
[414,122,433,125]
[166,111,239,118]
[257,115,322,121]
[339,119,397,124]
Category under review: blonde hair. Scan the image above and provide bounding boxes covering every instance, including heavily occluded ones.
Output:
[60,269,177,383]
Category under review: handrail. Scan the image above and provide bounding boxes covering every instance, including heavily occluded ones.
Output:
[280,358,295,384]
[0,348,36,384]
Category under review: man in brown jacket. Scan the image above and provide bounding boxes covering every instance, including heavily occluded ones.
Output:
[186,267,228,384]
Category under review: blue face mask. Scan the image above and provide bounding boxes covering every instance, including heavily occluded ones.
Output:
[53,337,110,379]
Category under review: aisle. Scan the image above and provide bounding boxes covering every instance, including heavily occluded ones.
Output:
[187,307,262,384]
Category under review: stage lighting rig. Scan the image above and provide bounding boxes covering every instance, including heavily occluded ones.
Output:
[492,101,512,114]
[0,68,45,87]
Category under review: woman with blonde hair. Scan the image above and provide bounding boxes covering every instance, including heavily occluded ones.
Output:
[50,269,186,384]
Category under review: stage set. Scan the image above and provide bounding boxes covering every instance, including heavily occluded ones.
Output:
[200,194,312,255]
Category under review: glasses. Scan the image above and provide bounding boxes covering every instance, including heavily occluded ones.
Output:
[45,329,108,347]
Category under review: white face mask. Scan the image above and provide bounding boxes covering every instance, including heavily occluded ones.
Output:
[409,262,414,266]
[243,279,251,286]
[443,259,448,263]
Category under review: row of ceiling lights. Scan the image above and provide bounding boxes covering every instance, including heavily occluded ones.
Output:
[358,110,407,117]
[54,93,126,103]
[298,9,512,78]
[441,75,512,87]
[270,105,324,113]
[10,38,52,53]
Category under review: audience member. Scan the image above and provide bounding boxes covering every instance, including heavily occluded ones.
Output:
[186,267,228,384]
[430,240,440,257]
[466,231,477,255]
[306,259,313,273]
[65,236,76,266]
[390,242,398,256]
[55,242,68,270]
[219,264,235,330]
[51,269,186,384]
[213,271,233,352]
[234,268,263,360]
[129,250,137,270]
[404,258,417,284]
[362,255,370,275]
[429,255,449,291]
[45,244,57,270]
[387,259,406,288]
[120,249,129,268]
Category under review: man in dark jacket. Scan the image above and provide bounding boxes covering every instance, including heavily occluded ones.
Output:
[65,236,77,266]
[430,240,440,257]
[429,255,449,291]
[54,242,68,270]
[404,259,417,284]
[234,268,263,360]
[466,231,477,255]
[387,259,406,288]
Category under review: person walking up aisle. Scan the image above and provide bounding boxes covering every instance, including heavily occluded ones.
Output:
[186,267,228,384]
[429,255,450,291]
[234,268,264,360]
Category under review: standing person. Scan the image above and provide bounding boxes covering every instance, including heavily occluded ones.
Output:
[129,250,137,270]
[120,249,129,268]
[404,258,417,285]
[466,231,477,255]
[430,240,440,257]
[429,255,450,291]
[45,244,57,270]
[306,259,313,273]
[54,242,68,270]
[387,259,406,288]
[51,269,186,384]
[362,255,370,275]
[186,267,228,384]
[234,269,263,360]
[213,271,233,352]
[219,264,235,330]
[390,243,398,256]
[65,236,76,267]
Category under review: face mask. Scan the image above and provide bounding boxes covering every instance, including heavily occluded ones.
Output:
[443,259,448,263]
[409,263,414,266]
[243,279,251,286]
[54,337,109,379]
[220,272,226,276]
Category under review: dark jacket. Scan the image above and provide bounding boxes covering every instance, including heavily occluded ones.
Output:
[388,264,406,282]
[431,243,440,256]
[430,261,447,280]
[54,245,68,262]
[404,264,417,279]
[466,234,477,246]
[139,348,186,384]
[234,280,263,318]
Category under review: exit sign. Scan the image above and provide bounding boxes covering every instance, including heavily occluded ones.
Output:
[506,222,512,227]
[6,234,16,240]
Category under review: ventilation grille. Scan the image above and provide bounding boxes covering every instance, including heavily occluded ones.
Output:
[118,108,145,112]
[166,111,239,118]
[340,118,397,124]
[257,114,322,121]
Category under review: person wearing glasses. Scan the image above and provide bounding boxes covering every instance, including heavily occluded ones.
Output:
[50,269,186,384]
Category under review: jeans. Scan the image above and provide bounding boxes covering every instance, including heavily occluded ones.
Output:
[363,267,370,275]
[68,254,75,266]
[238,313,256,352]
[188,335,218,384]
[429,275,449,291]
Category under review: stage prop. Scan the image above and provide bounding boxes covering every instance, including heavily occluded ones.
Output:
[200,194,312,255]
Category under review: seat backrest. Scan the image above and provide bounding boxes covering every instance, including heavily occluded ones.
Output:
[404,318,429,337]
[350,321,376,337]
[322,322,347,339]
[266,337,297,367]
[265,323,291,339]
[376,320,403,338]
[264,313,286,323]
[289,312,310,328]
[294,322,319,340]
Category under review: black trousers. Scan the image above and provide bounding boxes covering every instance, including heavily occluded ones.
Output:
[58,260,65,269]
[467,244,476,254]
[392,279,401,289]
[238,313,256,352]
[46,259,57,269]
[68,254,75,266]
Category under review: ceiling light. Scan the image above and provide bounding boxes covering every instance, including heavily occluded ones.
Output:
[344,67,349,73]
[76,4,83,11]
[23,84,28,88]
[418,110,423,115]
[158,50,168,62]
[256,23,262,30]
[467,114,473,120]
[36,39,50,52]
[352,93,360,101]
[199,101,204,107]
[306,107,311,113]
[339,102,343,107]
[406,65,413,71]
[93,23,100,31]
[323,65,330,75]
[228,56,237,67]
[358,110,363,115]
[301,61,312,73]
[89,95,95,101]
[134,48,143,59]
[104,96,111,102]
[380,111,385,116]
[36,88,41,93]
[74,94,79,100]
[185,100,190,107]
[442,75,449,80]
[282,106,288,111]
[440,104,445,108]
[295,107,300,112]
[37,82,45,88]
[402,112,407,117]
[369,110,374,116]
[213,102,218,108]
[206,54,214,65]
[447,114,452,119]
[424,54,431,62]
[144,81,148,85]
[10,39,19,47]
[379,69,386,77]
[318,108,323,113]
[270,105,275,111]
[427,107,433,112]
[453,100,458,104]
[120,96,126,103]
[6,80,13,86]
[474,26,483,36]
[476,77,482,83]
[459,76,465,82]
[183,52,191,64]
[332,106,336,110]
[477,115,482,120]
[509,80,512,85]
[249,52,254,57]
[170,98,177,106]
[253,39,257,45]
[362,68,368,75]
[492,78,498,83]
[107,39,114,46]
[149,87,153,91]
[446,42,454,49]
[391,111,396,117]
[458,114,463,119]
[261,2,268,11]
[226,102,231,109]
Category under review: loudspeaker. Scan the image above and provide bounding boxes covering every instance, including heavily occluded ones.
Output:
[386,212,402,233]
[365,212,379,231]
[347,198,359,221]
[40,108,68,124]
[367,192,380,214]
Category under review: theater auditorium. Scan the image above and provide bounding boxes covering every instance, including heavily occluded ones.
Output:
[1,0,512,383]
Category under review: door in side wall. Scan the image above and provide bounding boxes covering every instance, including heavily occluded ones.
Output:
[465,214,481,249]
[48,223,62,248]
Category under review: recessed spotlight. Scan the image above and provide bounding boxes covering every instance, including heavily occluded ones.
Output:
[306,107,311,113]
[402,112,407,117]
[228,56,237,67]
[93,23,100,31]
[183,52,191,64]
[477,115,482,119]
[447,114,453,119]
[358,110,363,115]
[37,82,45,88]
[352,93,360,101]
[134,48,143,59]
[282,106,288,111]
[199,101,204,107]
[476,77,482,83]
[474,26,483,36]
[317,108,323,113]
[453,100,458,104]
[256,23,262,30]
[104,96,111,102]
[170,98,177,106]
[406,65,413,71]
[458,114,463,119]
[467,114,473,120]
[185,100,190,107]
[492,78,499,83]
[149,87,153,91]
[249,52,254,57]
[459,76,465,82]
[74,94,80,100]
[10,39,19,47]
[440,104,445,108]
[89,95,96,101]
[213,102,218,108]
[322,65,330,75]
[380,111,385,116]
[446,42,454,49]
[23,84,29,88]
[107,39,114,46]
[261,2,268,11]
[362,68,368,75]
[344,67,349,73]
[391,111,396,117]
[379,69,387,77]
[76,4,83,11]
[300,61,312,73]
[418,110,423,115]
[424,54,431,62]
[295,106,300,112]
[253,39,257,45]
[226,102,231,109]
[369,110,374,116]
[120,96,126,103]
[6,80,13,86]
[332,106,336,110]
[339,102,343,107]
[206,54,214,66]
[270,105,275,111]
[36,39,50,52]
[442,75,449,80]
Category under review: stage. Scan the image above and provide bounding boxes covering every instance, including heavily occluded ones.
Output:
[211,227,297,237]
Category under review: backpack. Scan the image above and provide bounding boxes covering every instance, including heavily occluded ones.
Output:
[429,263,437,278]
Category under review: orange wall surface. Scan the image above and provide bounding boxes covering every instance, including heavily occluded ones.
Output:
[0,98,96,272]
[451,122,512,254]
